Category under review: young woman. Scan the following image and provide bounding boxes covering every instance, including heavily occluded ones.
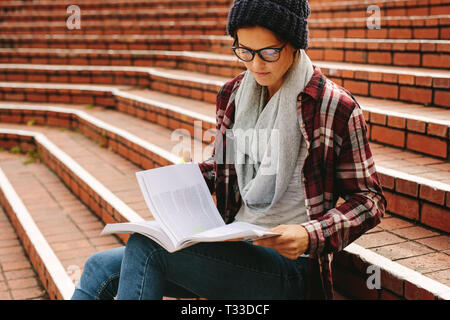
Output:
[72,0,386,300]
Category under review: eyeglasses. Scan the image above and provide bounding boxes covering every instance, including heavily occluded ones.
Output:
[231,38,288,63]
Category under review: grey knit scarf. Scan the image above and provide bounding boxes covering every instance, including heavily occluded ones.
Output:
[232,49,314,213]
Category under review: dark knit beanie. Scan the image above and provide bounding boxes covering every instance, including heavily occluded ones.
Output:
[226,0,311,50]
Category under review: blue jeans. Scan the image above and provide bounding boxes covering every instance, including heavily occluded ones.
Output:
[71,233,309,300]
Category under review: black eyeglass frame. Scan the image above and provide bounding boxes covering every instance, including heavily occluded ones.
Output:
[231,38,288,63]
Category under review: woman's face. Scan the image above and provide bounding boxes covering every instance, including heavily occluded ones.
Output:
[235,26,297,95]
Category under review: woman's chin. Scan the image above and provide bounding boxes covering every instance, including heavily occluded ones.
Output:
[253,76,272,87]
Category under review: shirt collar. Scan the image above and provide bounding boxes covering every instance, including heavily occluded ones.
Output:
[300,65,325,102]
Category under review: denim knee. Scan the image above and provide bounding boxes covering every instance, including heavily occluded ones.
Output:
[75,248,122,300]
[124,234,167,270]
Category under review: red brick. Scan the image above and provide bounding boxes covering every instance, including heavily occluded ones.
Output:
[415,76,433,87]
[11,287,46,300]
[427,123,448,138]
[396,178,419,197]
[393,53,421,66]
[390,226,440,240]
[370,113,386,125]
[333,265,379,300]
[379,172,395,190]
[420,185,446,205]
[406,119,426,133]
[384,190,419,221]
[368,52,392,65]
[406,133,447,158]
[371,125,405,148]
[447,192,450,208]
[380,289,404,300]
[423,53,450,68]
[370,83,398,100]
[345,51,365,63]
[380,270,404,296]
[421,203,450,233]
[343,80,368,95]
[400,87,433,105]
[387,116,406,129]
[398,74,415,85]
[434,90,450,108]
[404,281,435,300]
[413,28,439,39]
[416,235,450,251]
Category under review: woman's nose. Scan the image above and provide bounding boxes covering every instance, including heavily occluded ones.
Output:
[251,53,267,70]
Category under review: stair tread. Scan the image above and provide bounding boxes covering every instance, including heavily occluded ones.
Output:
[1,122,449,291]
[0,100,448,187]
[1,73,448,124]
[315,60,450,78]
[0,121,156,220]
[0,148,123,268]
[2,48,449,78]
[2,33,448,45]
[354,95,450,124]
[0,201,49,300]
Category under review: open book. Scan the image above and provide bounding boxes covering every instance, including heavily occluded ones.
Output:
[101,163,279,253]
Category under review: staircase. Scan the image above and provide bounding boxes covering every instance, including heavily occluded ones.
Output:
[0,0,448,300]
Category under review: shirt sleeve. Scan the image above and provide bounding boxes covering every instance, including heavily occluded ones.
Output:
[197,83,227,195]
[301,104,387,256]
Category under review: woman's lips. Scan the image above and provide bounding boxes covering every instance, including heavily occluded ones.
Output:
[255,72,270,77]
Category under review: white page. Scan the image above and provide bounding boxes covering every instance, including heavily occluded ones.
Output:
[186,221,277,242]
[137,163,225,244]
[101,220,176,252]
[136,172,179,246]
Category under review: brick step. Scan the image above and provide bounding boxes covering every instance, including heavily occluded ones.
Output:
[0,98,448,233]
[0,56,449,108]
[0,126,147,300]
[0,19,228,36]
[309,0,450,18]
[0,0,233,12]
[1,15,448,40]
[3,0,449,23]
[0,34,231,53]
[0,147,125,299]
[1,7,231,23]
[333,215,450,299]
[0,77,448,160]
[0,35,450,69]
[1,36,449,69]
[308,38,450,69]
[0,119,448,300]
[310,14,450,40]
[0,58,450,114]
[0,203,49,300]
[4,1,449,23]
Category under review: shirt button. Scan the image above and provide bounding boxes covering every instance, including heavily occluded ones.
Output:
[302,176,307,182]
[301,122,305,129]
[306,205,312,211]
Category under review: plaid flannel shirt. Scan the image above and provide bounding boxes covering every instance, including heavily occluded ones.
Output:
[198,65,387,300]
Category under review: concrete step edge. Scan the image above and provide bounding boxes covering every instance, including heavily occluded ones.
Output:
[0,165,75,300]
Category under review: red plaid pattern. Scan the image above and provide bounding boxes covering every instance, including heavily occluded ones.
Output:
[198,65,387,300]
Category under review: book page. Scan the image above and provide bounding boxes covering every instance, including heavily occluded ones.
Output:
[136,163,225,244]
[101,220,176,252]
[183,221,280,245]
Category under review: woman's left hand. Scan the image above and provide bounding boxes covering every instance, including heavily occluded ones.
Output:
[253,224,310,260]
